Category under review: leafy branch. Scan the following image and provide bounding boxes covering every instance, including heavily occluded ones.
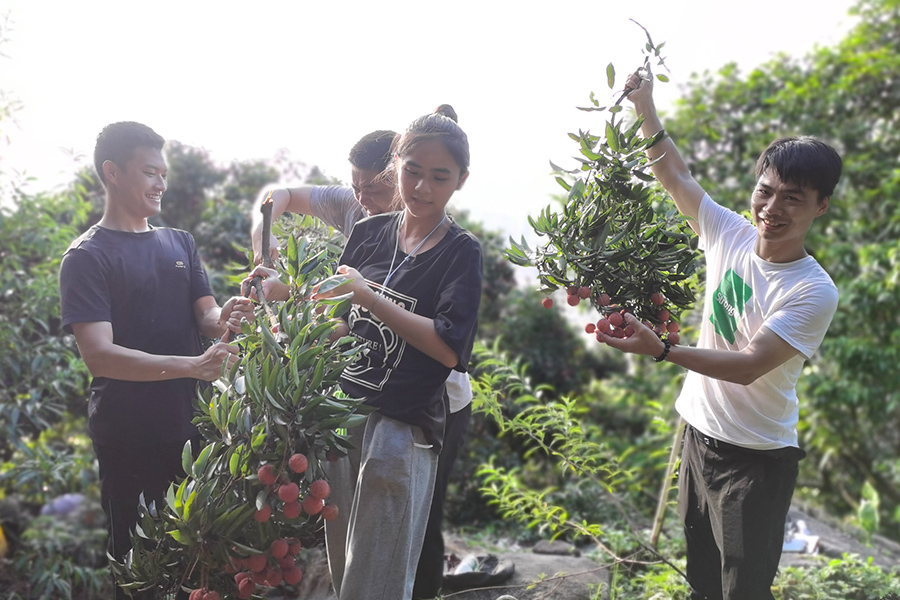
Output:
[505,24,697,332]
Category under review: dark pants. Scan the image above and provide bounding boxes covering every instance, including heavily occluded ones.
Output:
[678,424,803,600]
[94,439,196,600]
[413,403,472,600]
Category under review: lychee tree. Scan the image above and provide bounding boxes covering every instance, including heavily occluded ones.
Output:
[505,28,699,341]
[112,233,371,599]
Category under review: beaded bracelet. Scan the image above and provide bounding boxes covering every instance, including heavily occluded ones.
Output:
[654,338,672,363]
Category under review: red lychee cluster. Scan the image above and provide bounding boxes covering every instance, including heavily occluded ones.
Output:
[566,285,591,306]
[188,588,221,600]
[592,308,636,340]
[588,292,680,345]
[231,538,305,598]
[255,455,338,522]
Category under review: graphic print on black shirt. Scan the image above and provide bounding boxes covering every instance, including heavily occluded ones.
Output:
[342,282,415,391]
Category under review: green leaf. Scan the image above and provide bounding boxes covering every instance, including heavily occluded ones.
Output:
[168,529,188,544]
[255,489,269,511]
[191,442,214,479]
[181,440,193,476]
[605,122,620,152]
[606,63,615,89]
[316,275,351,295]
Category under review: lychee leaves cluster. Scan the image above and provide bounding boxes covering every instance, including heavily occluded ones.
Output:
[113,234,372,599]
[505,41,699,327]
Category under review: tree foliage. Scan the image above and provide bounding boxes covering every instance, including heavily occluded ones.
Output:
[116,235,369,599]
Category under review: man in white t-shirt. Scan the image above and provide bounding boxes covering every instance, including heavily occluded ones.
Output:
[595,70,842,600]
[249,129,474,599]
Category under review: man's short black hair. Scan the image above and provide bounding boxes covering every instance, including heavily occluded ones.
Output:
[348,130,397,172]
[94,122,165,187]
[756,136,843,200]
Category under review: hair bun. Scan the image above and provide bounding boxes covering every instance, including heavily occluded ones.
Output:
[433,104,459,123]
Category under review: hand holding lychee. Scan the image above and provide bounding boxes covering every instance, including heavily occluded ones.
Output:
[595,312,668,358]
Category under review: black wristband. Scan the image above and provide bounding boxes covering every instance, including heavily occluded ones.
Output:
[654,338,671,363]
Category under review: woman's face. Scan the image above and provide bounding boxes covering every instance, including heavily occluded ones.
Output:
[397,138,468,220]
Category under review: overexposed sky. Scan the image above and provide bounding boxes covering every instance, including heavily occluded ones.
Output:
[2,0,855,240]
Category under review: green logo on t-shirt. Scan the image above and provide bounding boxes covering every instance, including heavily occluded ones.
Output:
[710,269,752,344]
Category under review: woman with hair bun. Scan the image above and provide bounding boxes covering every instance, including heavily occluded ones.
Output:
[250,105,481,599]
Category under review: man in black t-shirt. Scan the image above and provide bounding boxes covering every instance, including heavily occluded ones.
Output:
[59,122,252,600]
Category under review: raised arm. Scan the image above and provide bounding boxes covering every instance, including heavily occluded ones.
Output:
[250,186,317,264]
[625,68,706,223]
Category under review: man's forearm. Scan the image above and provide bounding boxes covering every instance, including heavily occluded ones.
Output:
[79,343,201,381]
[665,345,766,386]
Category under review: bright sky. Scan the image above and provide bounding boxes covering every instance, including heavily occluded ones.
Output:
[2,0,855,242]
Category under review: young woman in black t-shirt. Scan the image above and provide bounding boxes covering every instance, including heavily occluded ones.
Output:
[249,106,481,600]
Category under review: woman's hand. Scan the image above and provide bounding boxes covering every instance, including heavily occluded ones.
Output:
[241,266,290,302]
[312,265,377,309]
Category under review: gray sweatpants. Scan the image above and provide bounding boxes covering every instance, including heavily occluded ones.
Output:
[325,413,438,600]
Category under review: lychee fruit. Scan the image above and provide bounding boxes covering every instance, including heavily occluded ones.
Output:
[189,589,205,600]
[253,505,271,523]
[578,286,591,299]
[303,496,325,515]
[278,556,296,571]
[596,318,611,333]
[245,554,267,573]
[251,570,268,585]
[608,312,624,328]
[288,453,308,474]
[237,578,255,600]
[584,323,596,334]
[265,566,283,587]
[234,572,250,586]
[657,309,670,322]
[566,285,579,296]
[566,294,580,306]
[651,292,666,306]
[667,321,680,333]
[203,592,221,600]
[623,325,635,338]
[277,482,300,503]
[668,332,680,345]
[321,503,339,521]
[270,539,289,559]
[598,293,611,306]
[283,566,304,585]
[541,297,553,309]
[283,501,302,519]
[309,479,331,500]
[287,538,302,555]
[257,464,277,486]
[326,450,340,462]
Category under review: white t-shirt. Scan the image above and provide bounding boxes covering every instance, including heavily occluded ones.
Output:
[309,185,474,414]
[675,194,838,450]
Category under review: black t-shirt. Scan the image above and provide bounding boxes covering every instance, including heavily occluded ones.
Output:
[59,226,213,447]
[338,213,482,443]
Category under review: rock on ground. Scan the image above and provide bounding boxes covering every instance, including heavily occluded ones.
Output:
[441,535,608,600]
[278,535,609,600]
[780,504,900,570]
